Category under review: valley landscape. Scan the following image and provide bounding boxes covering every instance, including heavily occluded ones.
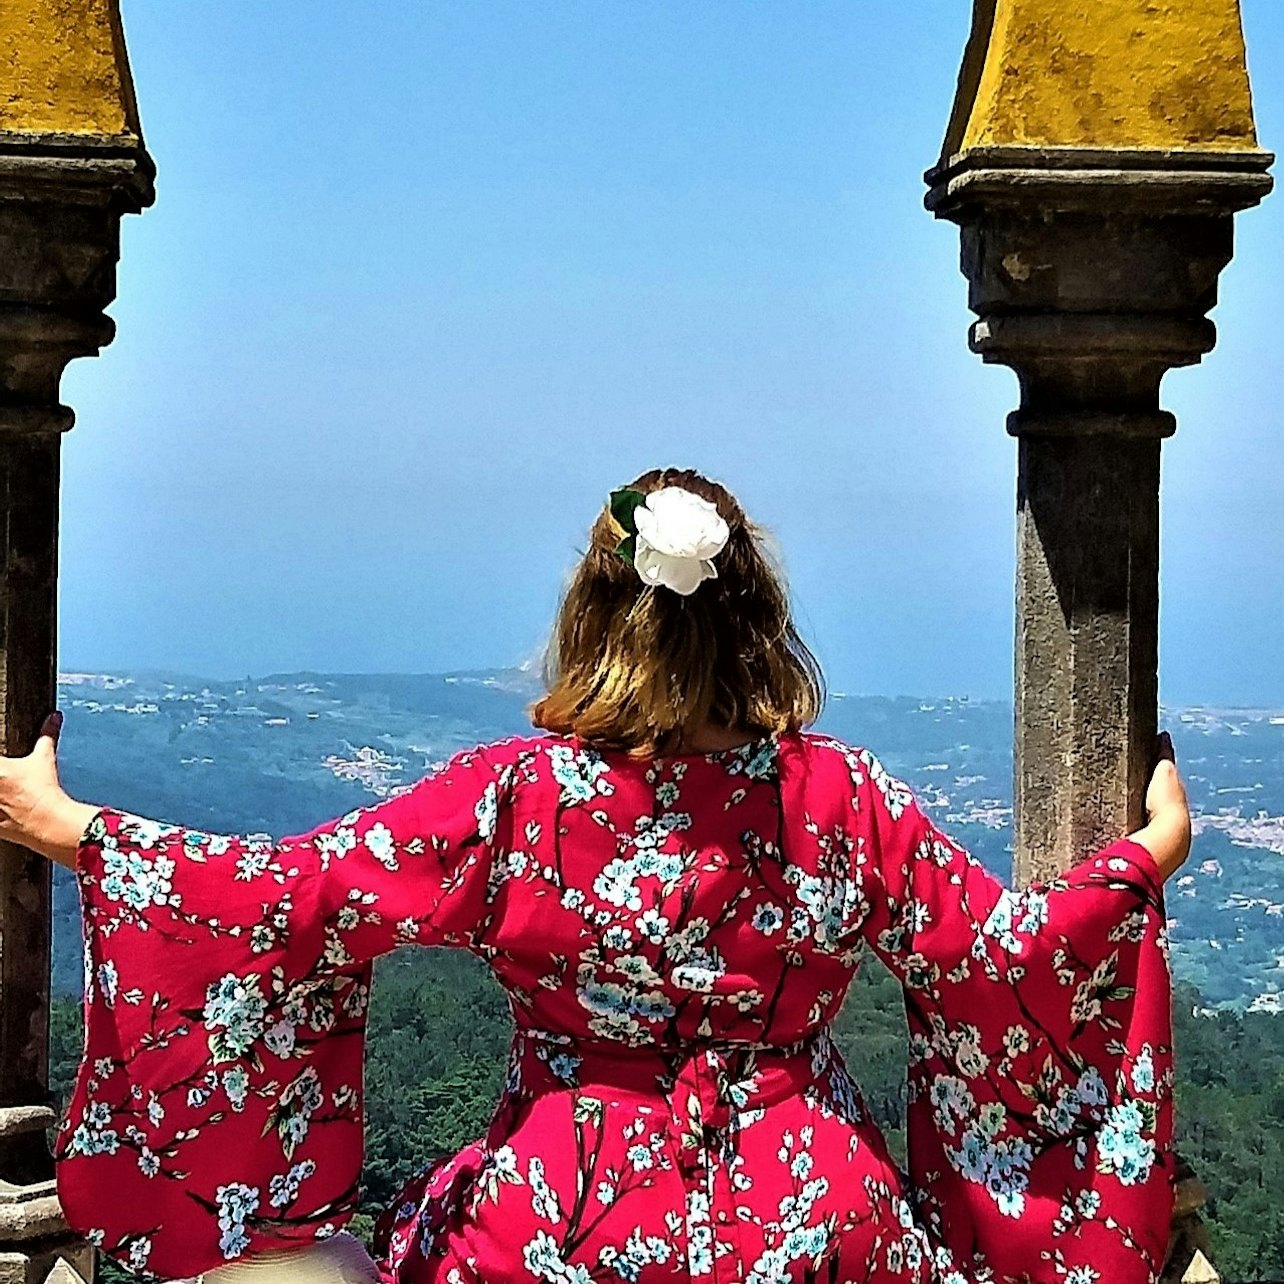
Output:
[50,667,1284,1010]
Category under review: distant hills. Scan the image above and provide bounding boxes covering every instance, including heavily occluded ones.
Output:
[50,667,1284,1010]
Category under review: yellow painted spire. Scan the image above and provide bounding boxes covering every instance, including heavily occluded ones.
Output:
[942,0,1260,160]
[0,0,141,138]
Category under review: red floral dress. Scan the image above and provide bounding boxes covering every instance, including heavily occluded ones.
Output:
[55,731,1174,1284]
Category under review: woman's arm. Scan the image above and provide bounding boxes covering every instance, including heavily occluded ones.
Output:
[42,716,517,1281]
[1126,731,1192,882]
[840,738,1176,1283]
[0,712,100,868]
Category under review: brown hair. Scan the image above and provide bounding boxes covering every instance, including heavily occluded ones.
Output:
[530,467,825,755]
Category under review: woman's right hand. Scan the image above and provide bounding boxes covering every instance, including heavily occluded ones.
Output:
[1129,732,1192,882]
[0,712,99,869]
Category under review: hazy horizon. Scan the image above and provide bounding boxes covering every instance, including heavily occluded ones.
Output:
[52,661,1284,715]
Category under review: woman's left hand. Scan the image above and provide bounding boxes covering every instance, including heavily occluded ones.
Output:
[0,712,99,868]
[1128,731,1192,883]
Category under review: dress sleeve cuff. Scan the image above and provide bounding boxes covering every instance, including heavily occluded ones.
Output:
[1086,835,1166,896]
[73,805,124,876]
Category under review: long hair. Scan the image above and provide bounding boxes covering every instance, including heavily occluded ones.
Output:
[531,467,825,755]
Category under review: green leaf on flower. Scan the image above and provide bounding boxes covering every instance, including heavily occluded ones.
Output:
[609,487,646,535]
[573,1095,603,1123]
[616,534,637,566]
[208,1031,238,1066]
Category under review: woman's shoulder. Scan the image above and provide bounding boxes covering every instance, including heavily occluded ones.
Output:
[786,731,917,811]
[791,729,886,774]
[398,734,554,797]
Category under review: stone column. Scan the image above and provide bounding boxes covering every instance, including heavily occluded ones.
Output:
[925,0,1272,882]
[929,156,1271,883]
[926,5,1271,1282]
[0,4,153,1280]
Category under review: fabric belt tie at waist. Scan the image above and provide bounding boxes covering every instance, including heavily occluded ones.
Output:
[511,1026,832,1176]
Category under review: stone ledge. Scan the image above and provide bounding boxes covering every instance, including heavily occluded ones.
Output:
[0,131,153,210]
[972,315,1216,361]
[1004,409,1177,441]
[926,145,1274,217]
[0,1183,68,1243]
[0,1112,55,1143]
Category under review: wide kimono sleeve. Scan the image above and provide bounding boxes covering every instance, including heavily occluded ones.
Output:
[54,740,518,1282]
[849,746,1175,1284]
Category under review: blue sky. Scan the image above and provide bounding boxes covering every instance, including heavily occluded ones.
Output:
[60,2,1283,704]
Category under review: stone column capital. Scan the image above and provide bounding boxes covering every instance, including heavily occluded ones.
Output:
[0,131,154,437]
[925,146,1273,444]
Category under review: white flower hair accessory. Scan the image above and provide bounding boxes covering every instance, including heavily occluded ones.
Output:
[609,484,731,596]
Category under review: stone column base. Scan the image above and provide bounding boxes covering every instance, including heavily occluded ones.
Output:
[0,1109,92,1284]
[0,1178,95,1282]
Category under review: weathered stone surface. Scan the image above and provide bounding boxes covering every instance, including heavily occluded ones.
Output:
[0,1253,29,1284]
[1013,433,1161,879]
[0,0,142,139]
[0,1185,65,1242]
[941,0,1260,158]
[928,146,1273,217]
[0,433,60,1185]
[0,1111,54,1143]
[41,1258,89,1284]
[0,1245,93,1284]
[1179,1248,1221,1284]
[0,137,153,442]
